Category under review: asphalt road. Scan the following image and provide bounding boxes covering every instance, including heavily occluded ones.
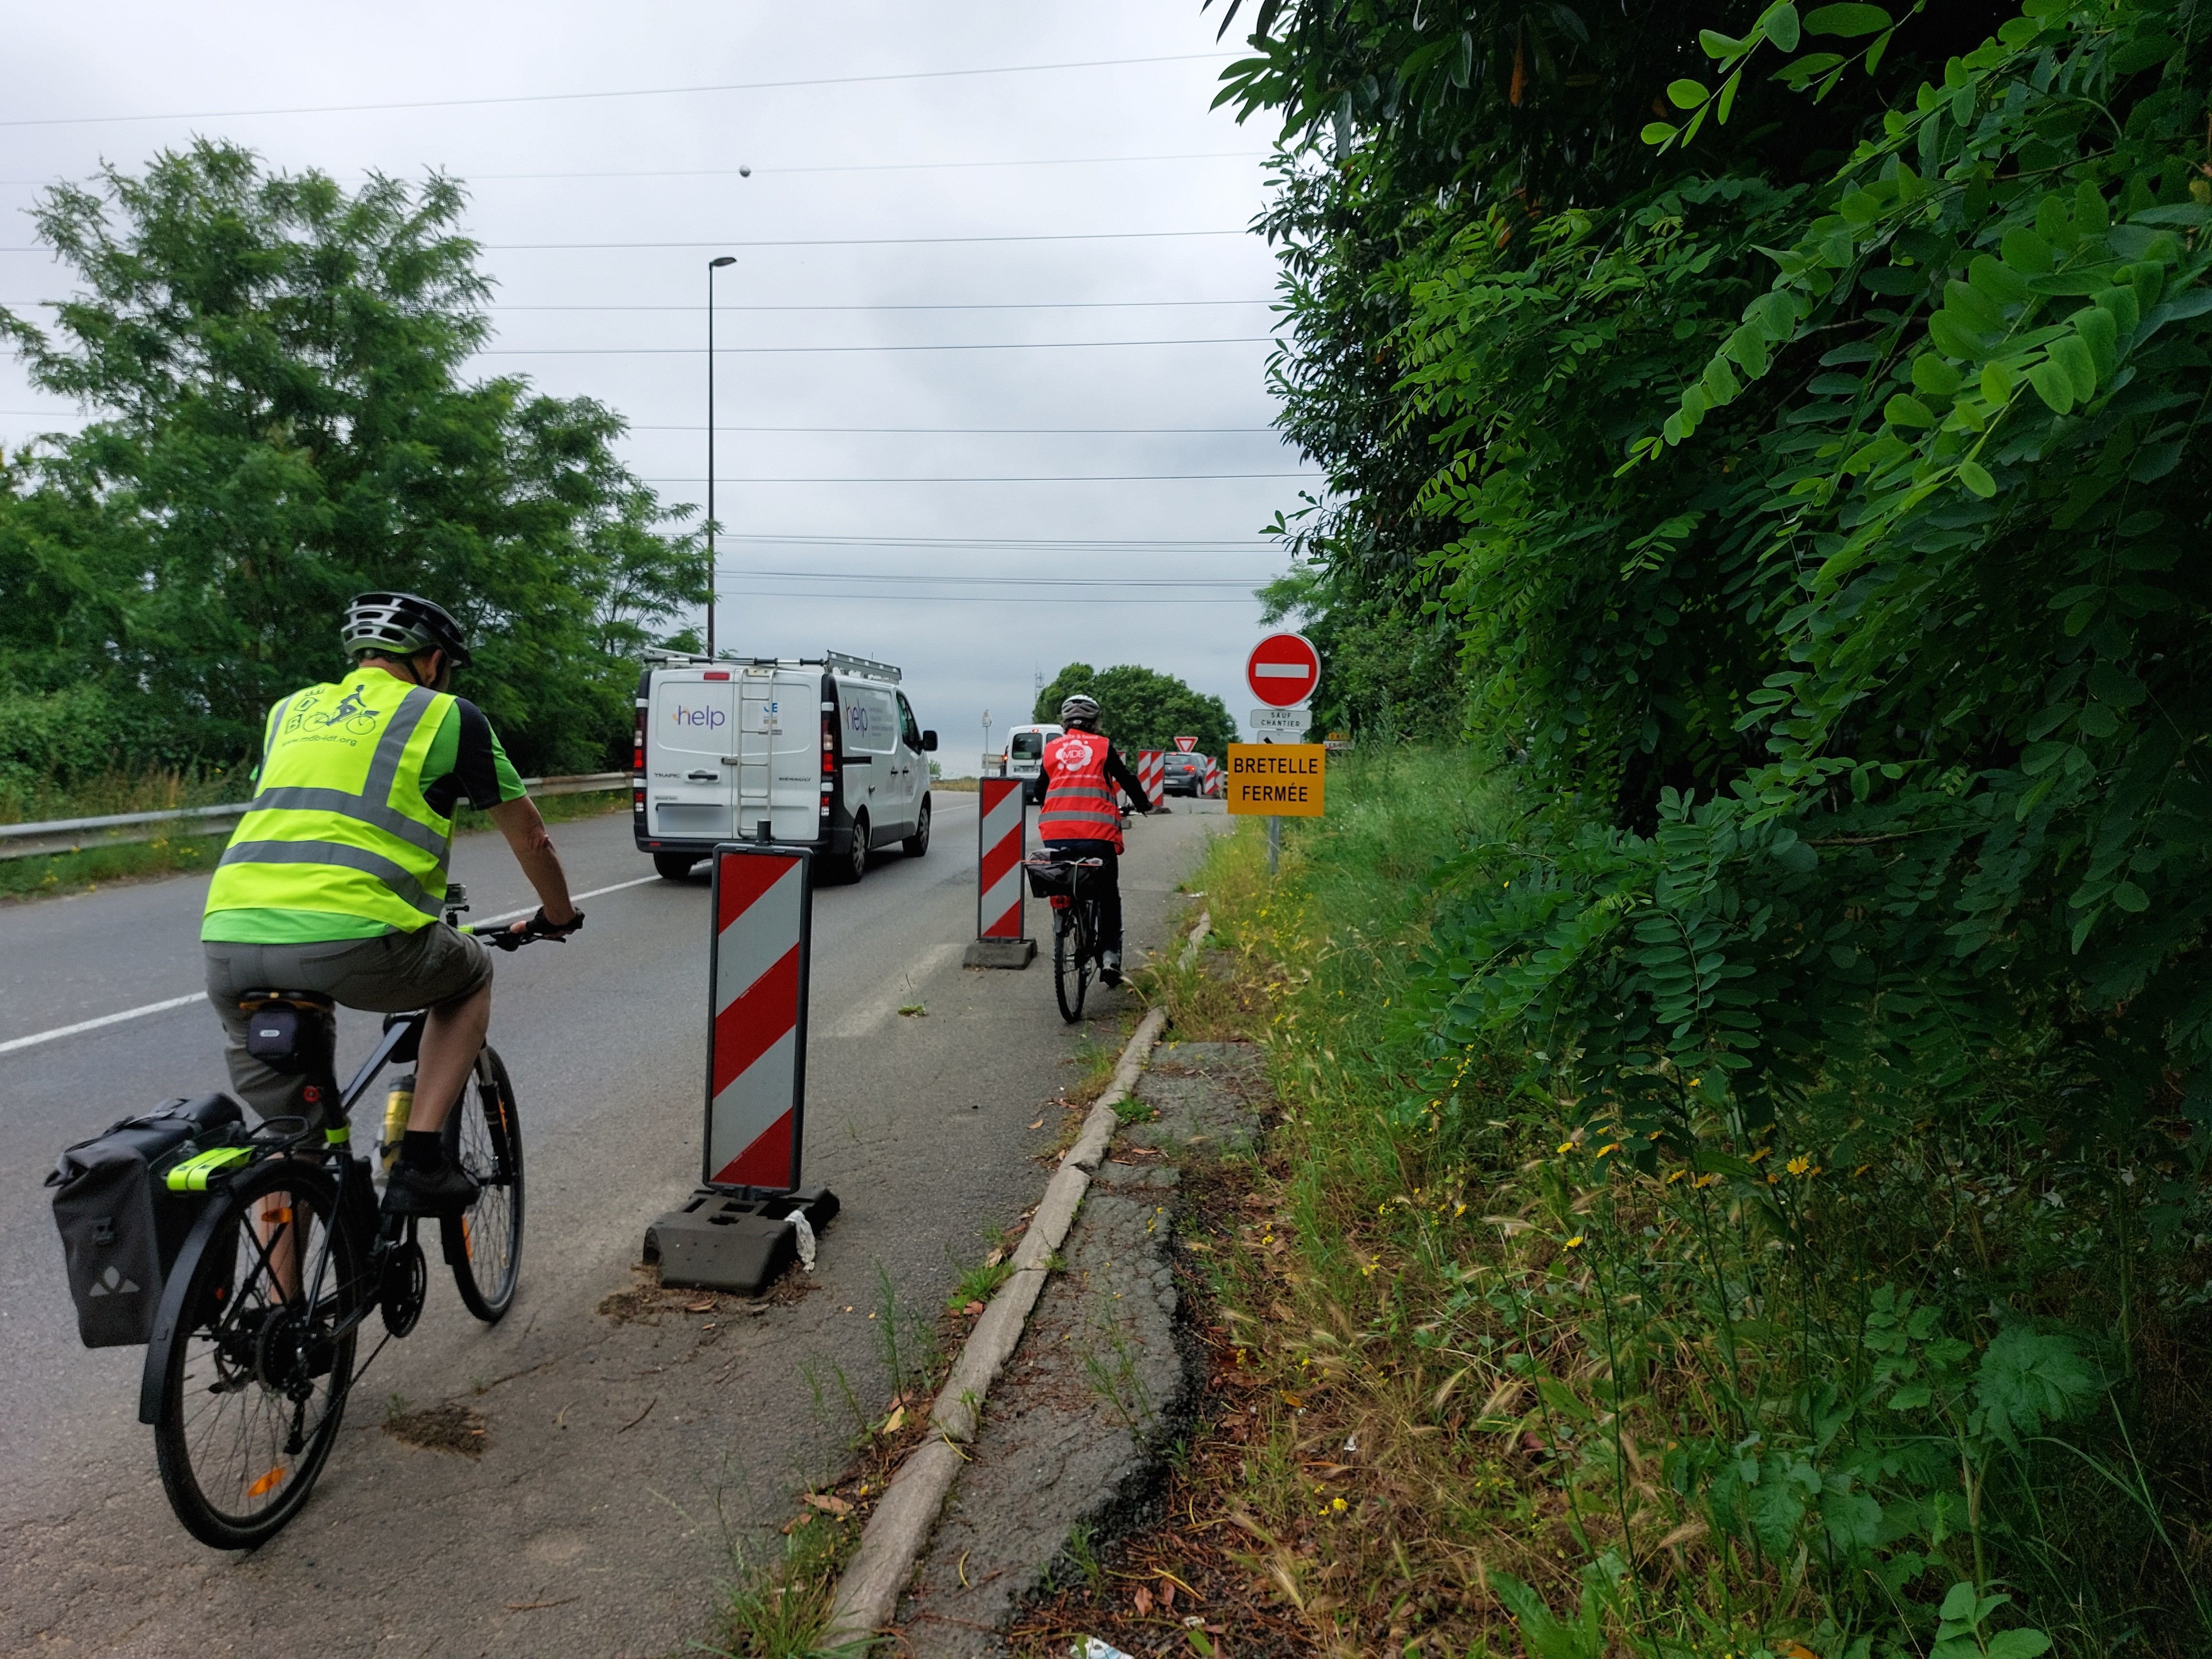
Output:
[0,793,1224,1657]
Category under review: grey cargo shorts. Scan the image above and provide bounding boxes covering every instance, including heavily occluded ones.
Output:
[203,925,493,1125]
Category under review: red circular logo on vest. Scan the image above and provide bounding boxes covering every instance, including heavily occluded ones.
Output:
[1246,633,1321,709]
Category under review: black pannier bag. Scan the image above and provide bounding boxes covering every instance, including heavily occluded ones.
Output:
[1024,860,1077,900]
[47,1093,246,1348]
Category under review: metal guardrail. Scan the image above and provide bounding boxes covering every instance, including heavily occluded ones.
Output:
[0,772,630,862]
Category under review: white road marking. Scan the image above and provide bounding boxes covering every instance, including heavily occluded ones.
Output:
[0,873,668,1056]
[823,940,966,1039]
[0,993,210,1057]
[474,872,662,928]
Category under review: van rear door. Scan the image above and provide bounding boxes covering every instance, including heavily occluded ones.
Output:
[734,667,821,844]
[648,669,736,842]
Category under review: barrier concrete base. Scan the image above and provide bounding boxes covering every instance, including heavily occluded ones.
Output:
[643,1184,840,1294]
[963,938,1036,970]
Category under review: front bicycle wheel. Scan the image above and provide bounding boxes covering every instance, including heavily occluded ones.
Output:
[442,1043,524,1321]
[1053,905,1093,1024]
[152,1160,363,1549]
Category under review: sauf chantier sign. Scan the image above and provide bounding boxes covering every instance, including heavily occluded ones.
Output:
[1227,631,1327,818]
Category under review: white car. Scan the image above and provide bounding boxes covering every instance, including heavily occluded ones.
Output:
[633,650,937,885]
[997,723,1063,804]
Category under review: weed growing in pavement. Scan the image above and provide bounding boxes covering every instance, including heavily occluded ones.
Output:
[1076,1319,1156,1436]
[869,1264,936,1405]
[703,1500,844,1659]
[1058,1523,1108,1598]
[945,1255,1014,1313]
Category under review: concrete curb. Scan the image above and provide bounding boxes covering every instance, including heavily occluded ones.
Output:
[819,914,1204,1652]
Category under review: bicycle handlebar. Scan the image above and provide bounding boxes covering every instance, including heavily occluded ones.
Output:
[462,908,586,951]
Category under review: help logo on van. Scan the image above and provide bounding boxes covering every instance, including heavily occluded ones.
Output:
[671,705,728,728]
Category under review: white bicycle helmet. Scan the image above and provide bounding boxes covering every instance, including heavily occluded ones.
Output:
[342,592,473,667]
[1059,694,1101,726]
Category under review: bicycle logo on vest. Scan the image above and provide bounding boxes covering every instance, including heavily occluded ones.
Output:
[285,685,387,738]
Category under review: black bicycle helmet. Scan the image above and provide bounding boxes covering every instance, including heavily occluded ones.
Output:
[342,592,473,667]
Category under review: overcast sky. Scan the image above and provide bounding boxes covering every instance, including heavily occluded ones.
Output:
[0,1,1314,765]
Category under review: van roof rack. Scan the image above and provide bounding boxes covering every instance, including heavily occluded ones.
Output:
[822,651,900,683]
[641,648,901,684]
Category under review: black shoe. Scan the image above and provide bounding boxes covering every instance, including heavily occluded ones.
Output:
[381,1159,479,1217]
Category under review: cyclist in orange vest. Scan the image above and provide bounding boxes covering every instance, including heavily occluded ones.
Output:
[1038,693,1162,984]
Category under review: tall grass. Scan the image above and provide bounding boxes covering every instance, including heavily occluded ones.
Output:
[1163,746,2212,1658]
[0,763,246,827]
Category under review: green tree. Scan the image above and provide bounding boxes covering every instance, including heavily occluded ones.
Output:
[1034,662,1239,757]
[0,141,706,779]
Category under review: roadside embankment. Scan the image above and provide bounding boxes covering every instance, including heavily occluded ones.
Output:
[1006,748,2199,1659]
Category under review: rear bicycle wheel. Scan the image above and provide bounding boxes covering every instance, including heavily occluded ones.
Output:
[442,1043,524,1321]
[152,1160,363,1549]
[1053,904,1093,1024]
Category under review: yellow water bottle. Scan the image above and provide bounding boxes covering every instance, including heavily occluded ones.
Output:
[380,1073,415,1175]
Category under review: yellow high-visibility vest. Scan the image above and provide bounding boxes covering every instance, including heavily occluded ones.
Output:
[204,673,458,933]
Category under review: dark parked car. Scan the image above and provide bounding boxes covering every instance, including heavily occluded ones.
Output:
[1160,752,1209,796]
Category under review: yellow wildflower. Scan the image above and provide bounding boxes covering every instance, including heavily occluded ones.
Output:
[1747,1147,1770,1164]
[1666,1170,1685,1184]
[1786,1156,1811,1176]
[1563,1235,1584,1250]
[1331,1496,1347,1512]
[1557,1141,1575,1155]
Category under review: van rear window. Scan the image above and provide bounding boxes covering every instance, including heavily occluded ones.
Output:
[1011,733,1045,760]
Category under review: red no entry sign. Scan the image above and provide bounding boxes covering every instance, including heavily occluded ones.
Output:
[1247,633,1321,709]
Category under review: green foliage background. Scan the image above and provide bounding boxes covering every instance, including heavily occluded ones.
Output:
[0,143,707,800]
[1033,660,1240,757]
[1215,0,2212,1648]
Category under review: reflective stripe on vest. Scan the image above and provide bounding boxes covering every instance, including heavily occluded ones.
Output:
[205,676,457,931]
[1039,732,1124,852]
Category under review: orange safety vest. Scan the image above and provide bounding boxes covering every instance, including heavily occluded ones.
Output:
[1039,730,1123,852]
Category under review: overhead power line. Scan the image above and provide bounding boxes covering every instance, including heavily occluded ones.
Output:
[652,471,1313,483]
[0,52,1235,130]
[482,229,1246,252]
[0,409,1283,435]
[482,337,1272,356]
[719,569,1260,587]
[649,423,1284,435]
[486,299,1272,313]
[0,151,1270,189]
[712,587,1258,606]
[717,533,1278,549]
[0,227,1249,256]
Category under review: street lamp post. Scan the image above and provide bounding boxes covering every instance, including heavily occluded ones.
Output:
[705,254,737,659]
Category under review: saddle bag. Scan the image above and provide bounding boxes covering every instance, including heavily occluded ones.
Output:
[47,1093,247,1348]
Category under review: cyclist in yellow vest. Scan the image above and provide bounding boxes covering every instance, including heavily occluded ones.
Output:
[1037,693,1162,986]
[201,593,583,1216]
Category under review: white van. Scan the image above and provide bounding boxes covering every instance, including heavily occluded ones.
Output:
[998,723,1063,804]
[632,650,938,885]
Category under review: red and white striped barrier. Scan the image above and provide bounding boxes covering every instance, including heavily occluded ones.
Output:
[1137,749,1164,808]
[707,846,813,1189]
[977,777,1026,942]
[1203,756,1221,797]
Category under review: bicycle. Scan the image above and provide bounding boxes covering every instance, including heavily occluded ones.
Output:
[1027,854,1106,1024]
[140,886,549,1548]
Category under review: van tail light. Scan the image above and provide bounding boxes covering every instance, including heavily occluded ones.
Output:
[821,708,836,776]
[632,704,646,774]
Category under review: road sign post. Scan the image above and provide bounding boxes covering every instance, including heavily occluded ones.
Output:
[1245,635,1324,873]
[642,841,839,1294]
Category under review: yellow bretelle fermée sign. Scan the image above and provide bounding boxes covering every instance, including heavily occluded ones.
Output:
[1224,744,1326,817]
